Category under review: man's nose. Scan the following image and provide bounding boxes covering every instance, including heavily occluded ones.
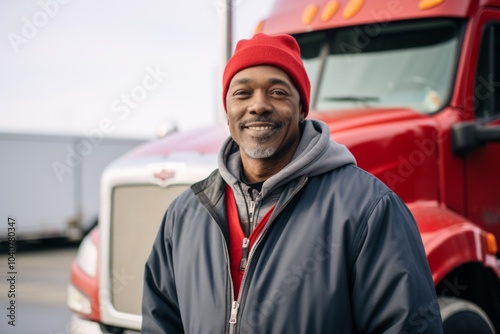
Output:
[249,91,272,115]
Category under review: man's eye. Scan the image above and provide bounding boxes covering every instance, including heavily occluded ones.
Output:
[234,90,250,96]
[271,89,287,96]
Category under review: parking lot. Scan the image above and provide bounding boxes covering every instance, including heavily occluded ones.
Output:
[0,240,78,334]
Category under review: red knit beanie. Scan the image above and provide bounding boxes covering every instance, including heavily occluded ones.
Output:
[222,33,311,117]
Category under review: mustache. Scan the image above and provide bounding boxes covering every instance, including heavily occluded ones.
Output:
[239,117,282,129]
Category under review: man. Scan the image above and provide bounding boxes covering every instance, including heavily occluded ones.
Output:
[142,33,442,333]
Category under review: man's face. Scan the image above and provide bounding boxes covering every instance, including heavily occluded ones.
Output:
[225,65,304,161]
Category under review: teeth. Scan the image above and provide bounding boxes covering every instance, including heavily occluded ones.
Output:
[248,126,272,130]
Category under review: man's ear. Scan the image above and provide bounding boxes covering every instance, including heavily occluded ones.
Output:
[299,103,305,122]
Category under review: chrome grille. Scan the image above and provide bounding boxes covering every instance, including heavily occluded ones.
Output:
[110,184,189,315]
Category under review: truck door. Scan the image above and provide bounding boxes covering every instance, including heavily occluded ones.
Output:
[465,16,500,238]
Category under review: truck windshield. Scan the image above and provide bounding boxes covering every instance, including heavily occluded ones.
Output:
[296,19,463,114]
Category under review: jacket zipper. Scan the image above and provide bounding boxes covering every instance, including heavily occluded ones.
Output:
[228,177,308,332]
[248,200,256,227]
[240,199,255,270]
[229,301,239,324]
[240,237,250,270]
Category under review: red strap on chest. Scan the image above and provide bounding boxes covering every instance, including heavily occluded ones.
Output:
[226,185,275,298]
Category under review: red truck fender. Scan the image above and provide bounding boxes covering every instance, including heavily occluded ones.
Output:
[408,202,500,285]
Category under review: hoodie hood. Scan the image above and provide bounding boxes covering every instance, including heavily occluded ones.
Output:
[218,119,356,197]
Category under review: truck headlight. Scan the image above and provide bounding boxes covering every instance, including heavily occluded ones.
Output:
[75,232,97,278]
[67,284,92,315]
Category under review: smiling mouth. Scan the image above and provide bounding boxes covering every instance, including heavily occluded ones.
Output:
[243,124,279,142]
[240,119,282,139]
[246,126,274,131]
[241,118,282,130]
[242,124,279,137]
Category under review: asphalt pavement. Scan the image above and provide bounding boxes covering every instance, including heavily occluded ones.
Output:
[0,240,78,334]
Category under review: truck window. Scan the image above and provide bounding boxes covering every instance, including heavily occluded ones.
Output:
[475,24,500,119]
[295,19,464,114]
[297,32,325,100]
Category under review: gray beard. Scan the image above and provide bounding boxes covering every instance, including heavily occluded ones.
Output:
[244,147,277,159]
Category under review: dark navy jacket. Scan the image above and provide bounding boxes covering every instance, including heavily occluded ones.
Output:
[142,165,442,333]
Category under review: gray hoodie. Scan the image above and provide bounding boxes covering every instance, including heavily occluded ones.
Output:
[218,119,356,235]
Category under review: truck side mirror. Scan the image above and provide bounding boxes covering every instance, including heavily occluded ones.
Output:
[452,121,500,154]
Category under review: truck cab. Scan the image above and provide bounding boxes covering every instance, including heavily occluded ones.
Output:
[68,0,500,332]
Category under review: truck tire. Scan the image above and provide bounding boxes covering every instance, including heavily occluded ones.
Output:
[439,297,496,334]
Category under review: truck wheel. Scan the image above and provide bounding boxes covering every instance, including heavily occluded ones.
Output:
[439,297,496,334]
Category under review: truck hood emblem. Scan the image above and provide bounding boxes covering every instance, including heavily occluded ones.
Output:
[154,169,176,181]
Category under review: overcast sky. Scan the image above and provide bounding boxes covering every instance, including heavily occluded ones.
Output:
[0,0,274,138]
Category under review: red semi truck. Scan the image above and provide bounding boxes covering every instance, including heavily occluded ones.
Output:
[67,0,500,332]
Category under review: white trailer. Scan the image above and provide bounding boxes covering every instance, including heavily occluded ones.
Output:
[0,132,147,241]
